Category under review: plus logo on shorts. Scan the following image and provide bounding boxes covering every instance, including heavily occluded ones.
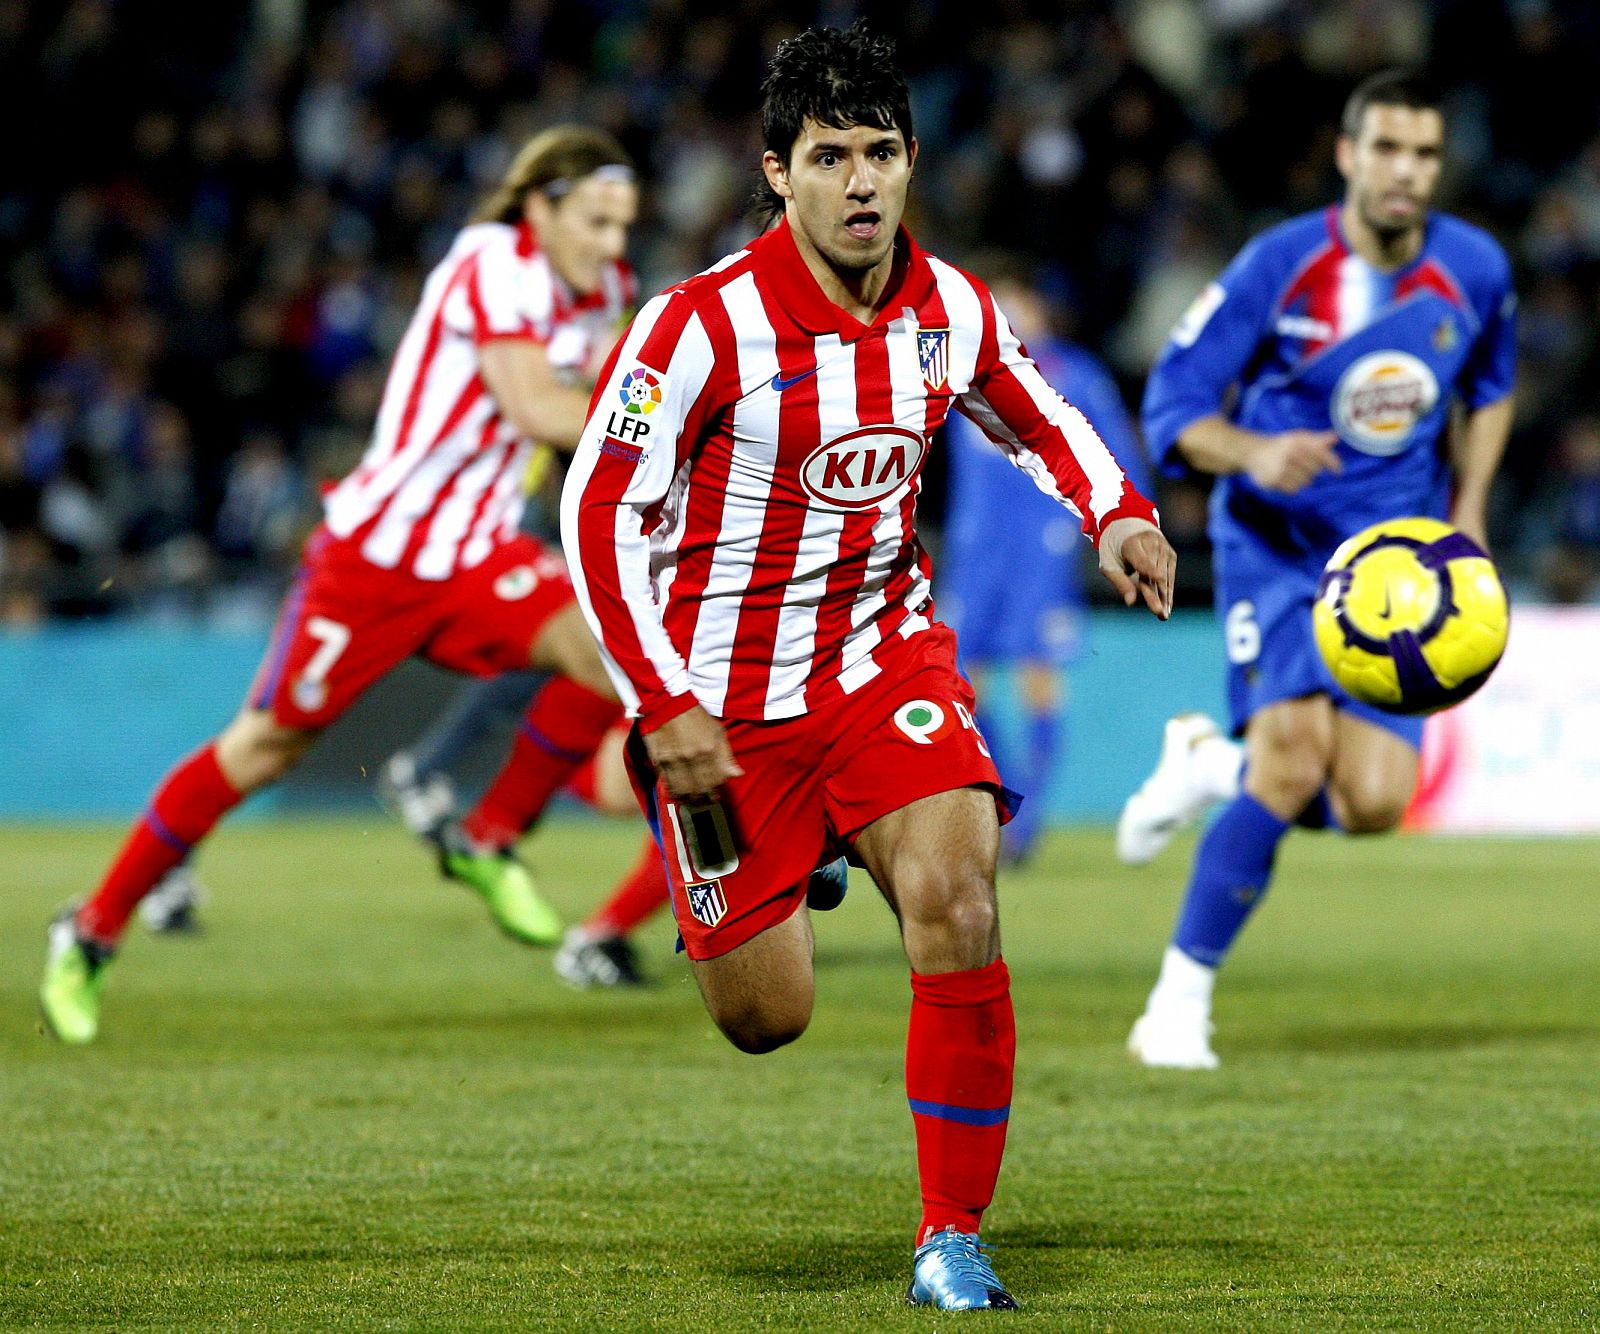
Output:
[892,698,991,757]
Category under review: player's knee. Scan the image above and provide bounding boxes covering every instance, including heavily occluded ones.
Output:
[712,1000,810,1054]
[894,856,998,947]
[1247,722,1333,813]
[1247,755,1327,814]
[217,712,315,790]
[1331,776,1412,834]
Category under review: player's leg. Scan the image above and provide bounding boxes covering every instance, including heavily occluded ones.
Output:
[554,730,667,988]
[456,604,621,849]
[1130,695,1335,1069]
[1326,710,1419,834]
[1116,712,1243,864]
[406,670,544,786]
[378,671,545,838]
[1001,661,1062,864]
[41,706,320,1044]
[812,623,1016,1304]
[554,834,667,988]
[41,537,424,1043]
[853,788,1017,1310]
[689,911,817,1053]
[625,708,833,1046]
[79,707,317,943]
[420,544,622,946]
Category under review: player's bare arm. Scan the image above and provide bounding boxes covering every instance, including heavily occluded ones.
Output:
[1176,413,1342,494]
[478,339,598,452]
[1098,516,1177,619]
[642,704,744,801]
[1447,394,1515,550]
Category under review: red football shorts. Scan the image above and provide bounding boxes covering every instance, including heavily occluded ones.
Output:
[628,623,1008,961]
[248,527,576,730]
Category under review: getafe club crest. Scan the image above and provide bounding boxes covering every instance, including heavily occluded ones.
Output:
[917,328,949,391]
[686,879,727,928]
[1433,316,1458,353]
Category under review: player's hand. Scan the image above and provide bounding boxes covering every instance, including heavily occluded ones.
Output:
[1098,517,1176,620]
[1246,430,1342,494]
[643,704,744,801]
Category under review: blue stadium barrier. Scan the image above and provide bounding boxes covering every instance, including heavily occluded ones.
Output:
[0,614,1226,821]
[0,623,280,819]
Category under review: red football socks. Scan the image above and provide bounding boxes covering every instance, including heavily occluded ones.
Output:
[77,744,242,945]
[906,957,1015,1246]
[462,677,624,849]
[565,754,601,808]
[584,837,670,938]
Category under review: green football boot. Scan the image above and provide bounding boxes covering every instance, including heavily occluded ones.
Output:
[40,914,113,1045]
[436,823,563,947]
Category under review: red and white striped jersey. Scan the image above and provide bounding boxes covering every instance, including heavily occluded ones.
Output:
[323,220,632,580]
[562,220,1157,728]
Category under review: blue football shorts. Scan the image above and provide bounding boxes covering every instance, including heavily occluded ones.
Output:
[1213,532,1425,749]
[939,516,1084,667]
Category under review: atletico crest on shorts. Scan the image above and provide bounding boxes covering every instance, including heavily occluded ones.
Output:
[686,879,727,927]
[918,328,950,391]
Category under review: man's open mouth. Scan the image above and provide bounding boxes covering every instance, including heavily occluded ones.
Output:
[845,211,881,239]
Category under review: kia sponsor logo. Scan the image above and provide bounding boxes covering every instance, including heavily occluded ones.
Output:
[800,425,927,510]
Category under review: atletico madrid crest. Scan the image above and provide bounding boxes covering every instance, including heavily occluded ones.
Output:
[686,879,727,927]
[918,328,949,391]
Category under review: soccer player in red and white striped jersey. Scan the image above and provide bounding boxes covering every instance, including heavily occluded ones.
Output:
[42,128,641,1045]
[562,25,1176,1311]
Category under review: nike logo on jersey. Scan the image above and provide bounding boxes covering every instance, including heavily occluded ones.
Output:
[771,365,821,392]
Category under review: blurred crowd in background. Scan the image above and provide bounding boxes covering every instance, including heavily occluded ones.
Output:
[2,0,1599,623]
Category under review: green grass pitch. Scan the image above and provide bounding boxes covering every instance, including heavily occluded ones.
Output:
[2,819,1597,1329]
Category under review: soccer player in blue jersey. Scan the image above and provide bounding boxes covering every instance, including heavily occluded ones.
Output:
[1119,71,1517,1068]
[940,268,1153,863]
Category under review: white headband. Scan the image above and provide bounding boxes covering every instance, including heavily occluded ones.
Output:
[543,163,635,200]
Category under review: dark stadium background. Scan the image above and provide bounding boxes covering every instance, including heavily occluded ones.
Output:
[5,0,1599,616]
[1,0,1597,805]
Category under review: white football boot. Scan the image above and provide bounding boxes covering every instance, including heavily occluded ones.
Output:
[1127,1002,1220,1070]
[1116,714,1242,865]
[139,864,205,933]
[376,751,457,840]
[1128,946,1221,1070]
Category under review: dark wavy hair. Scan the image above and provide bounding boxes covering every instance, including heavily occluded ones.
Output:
[1341,69,1442,139]
[752,22,914,222]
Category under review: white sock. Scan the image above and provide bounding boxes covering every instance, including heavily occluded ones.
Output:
[1148,944,1216,1012]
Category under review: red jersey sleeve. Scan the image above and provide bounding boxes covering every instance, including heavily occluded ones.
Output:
[957,283,1159,545]
[560,288,719,731]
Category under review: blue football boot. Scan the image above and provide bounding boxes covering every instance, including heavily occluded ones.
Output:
[906,1227,1019,1310]
[805,856,849,912]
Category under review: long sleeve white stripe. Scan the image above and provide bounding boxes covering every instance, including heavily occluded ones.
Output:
[687,273,778,716]
[561,293,716,715]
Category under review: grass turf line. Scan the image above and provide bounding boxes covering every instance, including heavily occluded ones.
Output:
[2,820,1598,1329]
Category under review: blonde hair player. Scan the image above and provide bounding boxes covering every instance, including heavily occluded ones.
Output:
[42,127,641,1044]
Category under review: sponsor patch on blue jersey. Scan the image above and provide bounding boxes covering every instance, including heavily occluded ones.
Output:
[1142,206,1517,561]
